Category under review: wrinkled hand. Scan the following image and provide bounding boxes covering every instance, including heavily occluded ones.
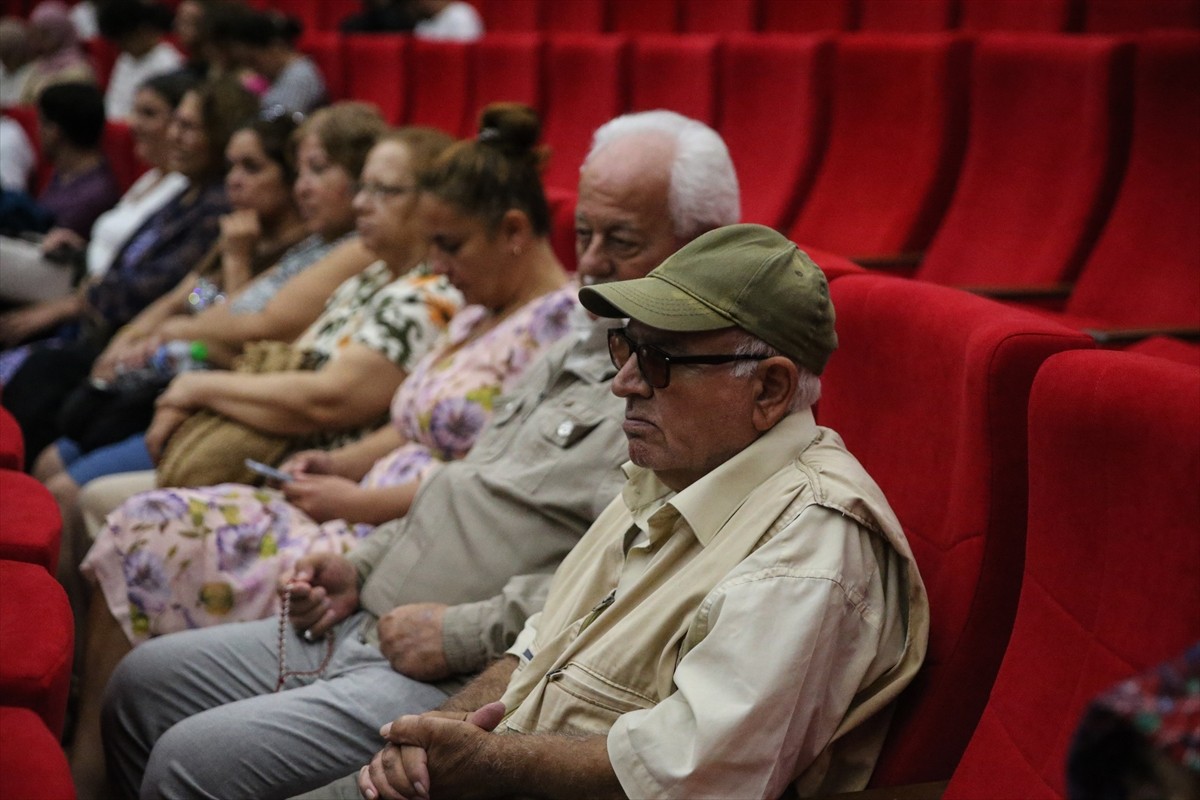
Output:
[359,703,507,800]
[219,209,261,262]
[0,304,60,346]
[282,473,363,523]
[279,552,360,639]
[144,404,191,462]
[91,335,161,382]
[278,449,335,477]
[377,603,449,681]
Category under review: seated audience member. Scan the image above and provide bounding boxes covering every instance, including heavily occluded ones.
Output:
[69,122,462,796]
[0,115,34,190]
[352,224,930,800]
[20,0,96,104]
[0,72,192,308]
[0,76,258,464]
[226,7,327,116]
[340,0,419,33]
[96,0,184,122]
[100,108,736,800]
[413,0,484,41]
[0,82,120,242]
[0,16,34,107]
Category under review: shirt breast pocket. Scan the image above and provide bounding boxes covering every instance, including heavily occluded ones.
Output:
[525,662,655,736]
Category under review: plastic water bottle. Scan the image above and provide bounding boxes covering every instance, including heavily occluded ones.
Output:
[105,340,209,392]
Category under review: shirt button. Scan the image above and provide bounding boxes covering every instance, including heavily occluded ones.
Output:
[556,421,574,439]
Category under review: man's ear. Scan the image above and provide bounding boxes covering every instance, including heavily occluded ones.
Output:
[499,208,534,254]
[750,357,799,432]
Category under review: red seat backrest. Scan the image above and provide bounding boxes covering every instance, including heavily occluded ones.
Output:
[81,37,120,90]
[470,33,544,126]
[858,0,958,31]
[917,34,1133,288]
[788,33,970,258]
[540,35,628,193]
[609,0,681,32]
[1084,0,1200,32]
[343,35,409,125]
[680,0,760,32]
[944,350,1200,798]
[761,0,856,31]
[102,120,146,195]
[298,32,346,101]
[819,274,1093,785]
[317,0,361,31]
[628,35,718,126]
[717,34,832,229]
[477,0,541,32]
[406,39,473,136]
[958,0,1077,31]
[1063,32,1200,328]
[545,185,577,271]
[541,0,605,32]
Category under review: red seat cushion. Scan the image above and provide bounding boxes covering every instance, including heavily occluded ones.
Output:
[0,706,76,800]
[0,471,62,573]
[0,561,74,736]
[0,407,23,471]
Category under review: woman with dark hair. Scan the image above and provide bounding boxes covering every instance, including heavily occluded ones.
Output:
[0,75,259,465]
[225,6,327,115]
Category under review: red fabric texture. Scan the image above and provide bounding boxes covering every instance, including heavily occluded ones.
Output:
[0,408,23,471]
[1127,336,1200,367]
[917,34,1133,288]
[787,34,970,258]
[298,31,346,102]
[1056,33,1200,330]
[477,0,541,33]
[944,350,1200,798]
[471,34,544,123]
[1084,0,1200,31]
[343,35,408,125]
[544,186,577,271]
[0,471,62,573]
[819,274,1093,785]
[629,34,719,125]
[102,121,147,195]
[406,39,473,136]
[680,0,759,32]
[760,0,856,32]
[540,35,629,192]
[802,244,866,281]
[958,0,1076,31]
[609,0,680,33]
[0,706,75,800]
[541,0,605,33]
[717,34,832,230]
[0,561,73,736]
[859,0,958,31]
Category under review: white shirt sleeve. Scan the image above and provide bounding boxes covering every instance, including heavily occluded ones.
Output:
[0,118,34,192]
[606,506,900,799]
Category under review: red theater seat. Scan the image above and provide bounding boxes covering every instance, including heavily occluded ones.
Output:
[819,274,1092,785]
[628,35,718,125]
[858,0,957,31]
[788,34,970,259]
[102,120,146,194]
[1084,0,1200,31]
[477,0,540,32]
[761,0,856,31]
[0,707,75,800]
[917,35,1133,289]
[718,34,832,229]
[298,31,346,101]
[406,39,473,136]
[1127,335,1200,367]
[545,186,577,271]
[540,35,628,192]
[944,350,1200,799]
[959,0,1077,31]
[609,0,680,32]
[0,561,73,735]
[470,33,544,122]
[680,0,759,32]
[803,244,866,281]
[344,34,408,125]
[1045,33,1200,338]
[0,407,23,471]
[541,0,605,32]
[0,471,62,573]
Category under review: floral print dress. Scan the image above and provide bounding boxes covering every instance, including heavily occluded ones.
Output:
[82,284,578,644]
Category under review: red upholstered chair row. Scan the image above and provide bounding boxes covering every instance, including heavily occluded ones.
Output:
[0,706,76,800]
[0,406,23,471]
[943,350,1200,798]
[1127,335,1200,367]
[0,560,74,736]
[818,274,1093,785]
[0,470,63,573]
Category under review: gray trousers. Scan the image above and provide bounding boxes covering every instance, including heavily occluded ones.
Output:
[102,611,448,800]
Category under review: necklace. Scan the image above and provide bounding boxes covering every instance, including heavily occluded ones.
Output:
[275,583,335,691]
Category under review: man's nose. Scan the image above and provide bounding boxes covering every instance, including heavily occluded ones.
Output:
[577,240,612,280]
[612,354,651,398]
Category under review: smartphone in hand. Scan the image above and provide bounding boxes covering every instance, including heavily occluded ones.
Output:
[245,458,293,483]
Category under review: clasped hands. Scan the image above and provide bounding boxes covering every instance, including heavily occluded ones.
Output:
[358,702,507,800]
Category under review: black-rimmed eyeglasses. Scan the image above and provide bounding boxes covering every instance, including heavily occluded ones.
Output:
[607,327,766,389]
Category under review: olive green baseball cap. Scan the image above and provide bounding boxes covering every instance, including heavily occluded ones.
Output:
[579,223,838,374]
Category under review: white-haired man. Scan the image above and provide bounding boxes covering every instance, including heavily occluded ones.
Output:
[101,110,741,799]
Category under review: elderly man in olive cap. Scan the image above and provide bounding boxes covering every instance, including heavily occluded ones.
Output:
[356,224,929,800]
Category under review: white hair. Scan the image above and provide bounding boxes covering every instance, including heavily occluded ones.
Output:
[583,110,740,240]
[730,333,822,412]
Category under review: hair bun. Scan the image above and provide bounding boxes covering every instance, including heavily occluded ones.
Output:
[476,103,540,156]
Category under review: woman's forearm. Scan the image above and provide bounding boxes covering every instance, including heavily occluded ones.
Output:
[349,480,421,526]
[328,425,406,481]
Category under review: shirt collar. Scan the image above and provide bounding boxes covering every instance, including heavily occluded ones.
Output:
[621,409,820,547]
